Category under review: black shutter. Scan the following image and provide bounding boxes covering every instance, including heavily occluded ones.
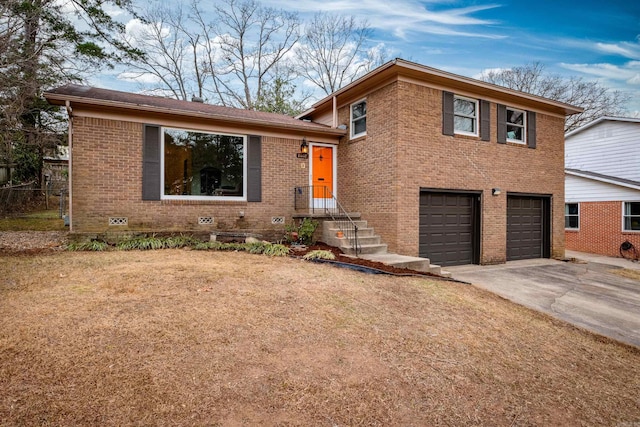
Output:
[442,91,454,136]
[142,125,161,200]
[247,135,262,202]
[497,104,507,144]
[480,100,490,141]
[527,111,537,149]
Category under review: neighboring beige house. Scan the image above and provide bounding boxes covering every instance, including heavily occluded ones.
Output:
[45,59,581,266]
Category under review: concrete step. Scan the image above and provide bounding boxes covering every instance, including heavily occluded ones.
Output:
[324,226,376,238]
[322,220,368,231]
[342,243,388,256]
[357,253,451,278]
[323,234,380,249]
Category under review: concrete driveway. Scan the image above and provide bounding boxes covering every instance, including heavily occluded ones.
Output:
[447,251,640,348]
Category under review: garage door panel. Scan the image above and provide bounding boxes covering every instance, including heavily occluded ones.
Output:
[420,192,478,267]
[507,196,548,261]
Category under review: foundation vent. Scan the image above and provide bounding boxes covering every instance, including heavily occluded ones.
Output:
[198,216,214,225]
[271,216,285,225]
[109,217,128,226]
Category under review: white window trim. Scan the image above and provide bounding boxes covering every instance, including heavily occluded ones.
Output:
[160,127,247,202]
[565,202,579,230]
[453,95,479,137]
[506,106,527,145]
[622,201,640,232]
[350,98,367,139]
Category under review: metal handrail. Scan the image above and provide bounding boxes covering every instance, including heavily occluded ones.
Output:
[294,185,360,254]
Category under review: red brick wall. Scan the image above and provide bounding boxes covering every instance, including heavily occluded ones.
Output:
[70,116,309,239]
[336,80,566,264]
[566,201,640,257]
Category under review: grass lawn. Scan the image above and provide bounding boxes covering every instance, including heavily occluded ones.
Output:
[0,209,65,231]
[1,250,639,426]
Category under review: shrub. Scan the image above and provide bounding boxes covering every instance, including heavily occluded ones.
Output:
[66,240,109,251]
[302,250,336,261]
[263,243,290,257]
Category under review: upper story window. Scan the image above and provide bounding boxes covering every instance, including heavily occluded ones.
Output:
[623,202,640,231]
[453,96,478,136]
[565,203,579,230]
[507,107,526,144]
[350,99,367,138]
[162,128,246,201]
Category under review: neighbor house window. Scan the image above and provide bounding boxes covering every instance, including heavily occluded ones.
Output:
[623,202,640,231]
[454,96,478,136]
[565,203,579,229]
[162,128,246,200]
[350,99,366,138]
[506,107,526,143]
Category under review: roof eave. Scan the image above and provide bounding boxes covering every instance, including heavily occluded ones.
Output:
[305,59,583,117]
[44,92,346,137]
[565,169,640,191]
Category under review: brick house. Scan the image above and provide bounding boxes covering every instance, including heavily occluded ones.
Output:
[45,59,580,266]
[565,116,640,258]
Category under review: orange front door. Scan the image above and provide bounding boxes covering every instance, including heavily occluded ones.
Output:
[312,146,333,198]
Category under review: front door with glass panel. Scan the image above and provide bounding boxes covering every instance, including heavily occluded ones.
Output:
[311,145,335,210]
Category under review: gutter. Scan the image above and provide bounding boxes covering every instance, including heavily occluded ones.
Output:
[45,93,347,137]
[566,169,640,191]
[65,100,73,232]
[299,58,583,118]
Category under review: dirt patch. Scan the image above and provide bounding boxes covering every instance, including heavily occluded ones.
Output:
[1,250,639,426]
[611,268,640,281]
[0,231,68,253]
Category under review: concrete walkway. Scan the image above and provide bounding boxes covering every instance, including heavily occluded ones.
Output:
[447,251,640,348]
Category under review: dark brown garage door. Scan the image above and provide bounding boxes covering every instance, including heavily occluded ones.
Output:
[419,192,479,267]
[507,195,550,261]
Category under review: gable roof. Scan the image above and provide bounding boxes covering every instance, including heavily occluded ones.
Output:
[298,58,583,120]
[566,168,640,191]
[44,84,345,137]
[565,116,640,138]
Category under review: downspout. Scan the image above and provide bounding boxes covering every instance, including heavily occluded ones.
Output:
[332,96,337,128]
[65,100,73,232]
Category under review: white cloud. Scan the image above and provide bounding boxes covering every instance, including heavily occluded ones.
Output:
[268,0,504,40]
[472,67,510,80]
[595,42,635,58]
[627,74,640,85]
[560,62,640,83]
[117,71,162,84]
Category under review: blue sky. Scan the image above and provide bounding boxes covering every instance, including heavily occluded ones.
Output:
[98,0,640,114]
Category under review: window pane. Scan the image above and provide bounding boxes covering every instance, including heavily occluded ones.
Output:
[164,129,244,197]
[507,109,524,125]
[353,117,366,135]
[454,98,475,116]
[507,125,523,141]
[626,202,640,215]
[625,216,640,231]
[454,116,475,133]
[565,216,579,229]
[352,101,366,119]
[565,203,578,215]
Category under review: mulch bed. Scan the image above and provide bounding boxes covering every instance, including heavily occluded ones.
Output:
[0,231,437,277]
[291,242,438,277]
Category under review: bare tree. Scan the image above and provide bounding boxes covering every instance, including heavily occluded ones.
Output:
[295,13,386,95]
[126,0,300,109]
[123,4,207,101]
[480,62,630,132]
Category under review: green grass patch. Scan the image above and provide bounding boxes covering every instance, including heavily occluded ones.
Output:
[0,210,66,231]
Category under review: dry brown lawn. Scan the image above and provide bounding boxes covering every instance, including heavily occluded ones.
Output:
[1,250,639,426]
[612,268,640,281]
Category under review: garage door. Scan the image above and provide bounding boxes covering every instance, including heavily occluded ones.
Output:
[419,192,479,267]
[507,196,549,261]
